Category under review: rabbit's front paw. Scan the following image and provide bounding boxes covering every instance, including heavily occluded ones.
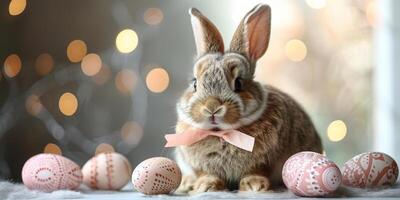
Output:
[189,175,225,194]
[175,175,196,193]
[239,175,270,192]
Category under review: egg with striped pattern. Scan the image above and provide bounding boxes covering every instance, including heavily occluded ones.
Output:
[82,152,132,190]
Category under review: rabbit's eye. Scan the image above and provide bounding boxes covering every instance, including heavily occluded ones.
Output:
[234,78,243,92]
[192,78,197,92]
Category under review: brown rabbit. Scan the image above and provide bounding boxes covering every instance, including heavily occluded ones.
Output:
[174,4,322,193]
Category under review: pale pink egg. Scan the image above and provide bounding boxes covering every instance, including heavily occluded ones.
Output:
[22,153,82,192]
[82,152,132,190]
[282,151,342,197]
[342,152,398,188]
[132,157,182,195]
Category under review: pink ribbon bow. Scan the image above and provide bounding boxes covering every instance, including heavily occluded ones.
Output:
[164,129,255,152]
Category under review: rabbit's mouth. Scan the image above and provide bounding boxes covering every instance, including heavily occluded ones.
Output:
[211,127,221,131]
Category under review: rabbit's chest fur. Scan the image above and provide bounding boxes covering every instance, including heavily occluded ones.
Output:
[177,137,261,182]
[175,86,322,185]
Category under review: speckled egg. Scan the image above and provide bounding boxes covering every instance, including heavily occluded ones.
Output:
[132,157,182,195]
[342,152,398,188]
[282,151,342,197]
[22,153,82,192]
[82,152,132,190]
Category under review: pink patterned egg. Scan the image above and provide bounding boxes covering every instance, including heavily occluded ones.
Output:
[282,151,342,197]
[132,157,182,195]
[82,152,132,190]
[342,152,398,188]
[22,153,82,192]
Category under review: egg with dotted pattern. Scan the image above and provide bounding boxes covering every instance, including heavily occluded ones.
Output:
[22,153,82,192]
[132,157,182,194]
[282,151,342,197]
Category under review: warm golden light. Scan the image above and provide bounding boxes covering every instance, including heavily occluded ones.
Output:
[3,54,22,78]
[59,92,78,116]
[43,143,62,155]
[67,40,87,63]
[115,69,137,94]
[26,95,43,116]
[121,121,143,146]
[285,39,307,62]
[93,64,111,85]
[366,1,378,27]
[95,143,115,155]
[9,0,26,16]
[35,53,54,76]
[81,53,102,76]
[146,67,169,93]
[327,120,347,142]
[116,29,138,53]
[144,8,164,25]
[305,0,326,9]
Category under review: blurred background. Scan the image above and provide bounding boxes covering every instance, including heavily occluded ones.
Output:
[1,0,399,182]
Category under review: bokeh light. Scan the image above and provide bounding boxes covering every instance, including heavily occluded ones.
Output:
[146,67,169,93]
[8,0,26,16]
[95,143,115,155]
[3,54,22,78]
[93,64,111,85]
[43,143,62,155]
[285,39,307,62]
[366,1,378,27]
[327,120,347,142]
[144,8,164,25]
[121,121,143,146]
[67,40,87,63]
[25,95,43,116]
[58,92,78,116]
[81,53,102,76]
[115,29,138,53]
[35,53,54,76]
[305,0,326,9]
[115,69,137,94]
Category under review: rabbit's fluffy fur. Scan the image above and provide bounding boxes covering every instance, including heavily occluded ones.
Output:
[174,4,322,193]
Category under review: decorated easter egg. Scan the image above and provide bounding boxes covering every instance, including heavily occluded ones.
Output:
[82,152,132,190]
[282,151,342,197]
[22,153,82,192]
[342,152,398,188]
[132,157,182,195]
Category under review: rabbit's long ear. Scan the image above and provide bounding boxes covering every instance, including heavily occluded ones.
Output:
[189,8,224,57]
[230,4,271,63]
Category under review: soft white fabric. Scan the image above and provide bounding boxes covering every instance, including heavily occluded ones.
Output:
[0,181,82,200]
[1,181,399,200]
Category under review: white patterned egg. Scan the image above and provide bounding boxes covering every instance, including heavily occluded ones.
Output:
[342,152,398,188]
[82,152,132,190]
[132,157,182,195]
[22,153,82,192]
[282,151,342,197]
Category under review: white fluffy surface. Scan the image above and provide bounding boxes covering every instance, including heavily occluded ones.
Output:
[0,181,82,200]
[1,181,399,200]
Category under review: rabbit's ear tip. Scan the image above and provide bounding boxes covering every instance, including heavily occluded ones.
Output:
[188,7,200,16]
[254,4,271,11]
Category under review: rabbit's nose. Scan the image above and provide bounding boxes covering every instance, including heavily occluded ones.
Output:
[201,97,226,117]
